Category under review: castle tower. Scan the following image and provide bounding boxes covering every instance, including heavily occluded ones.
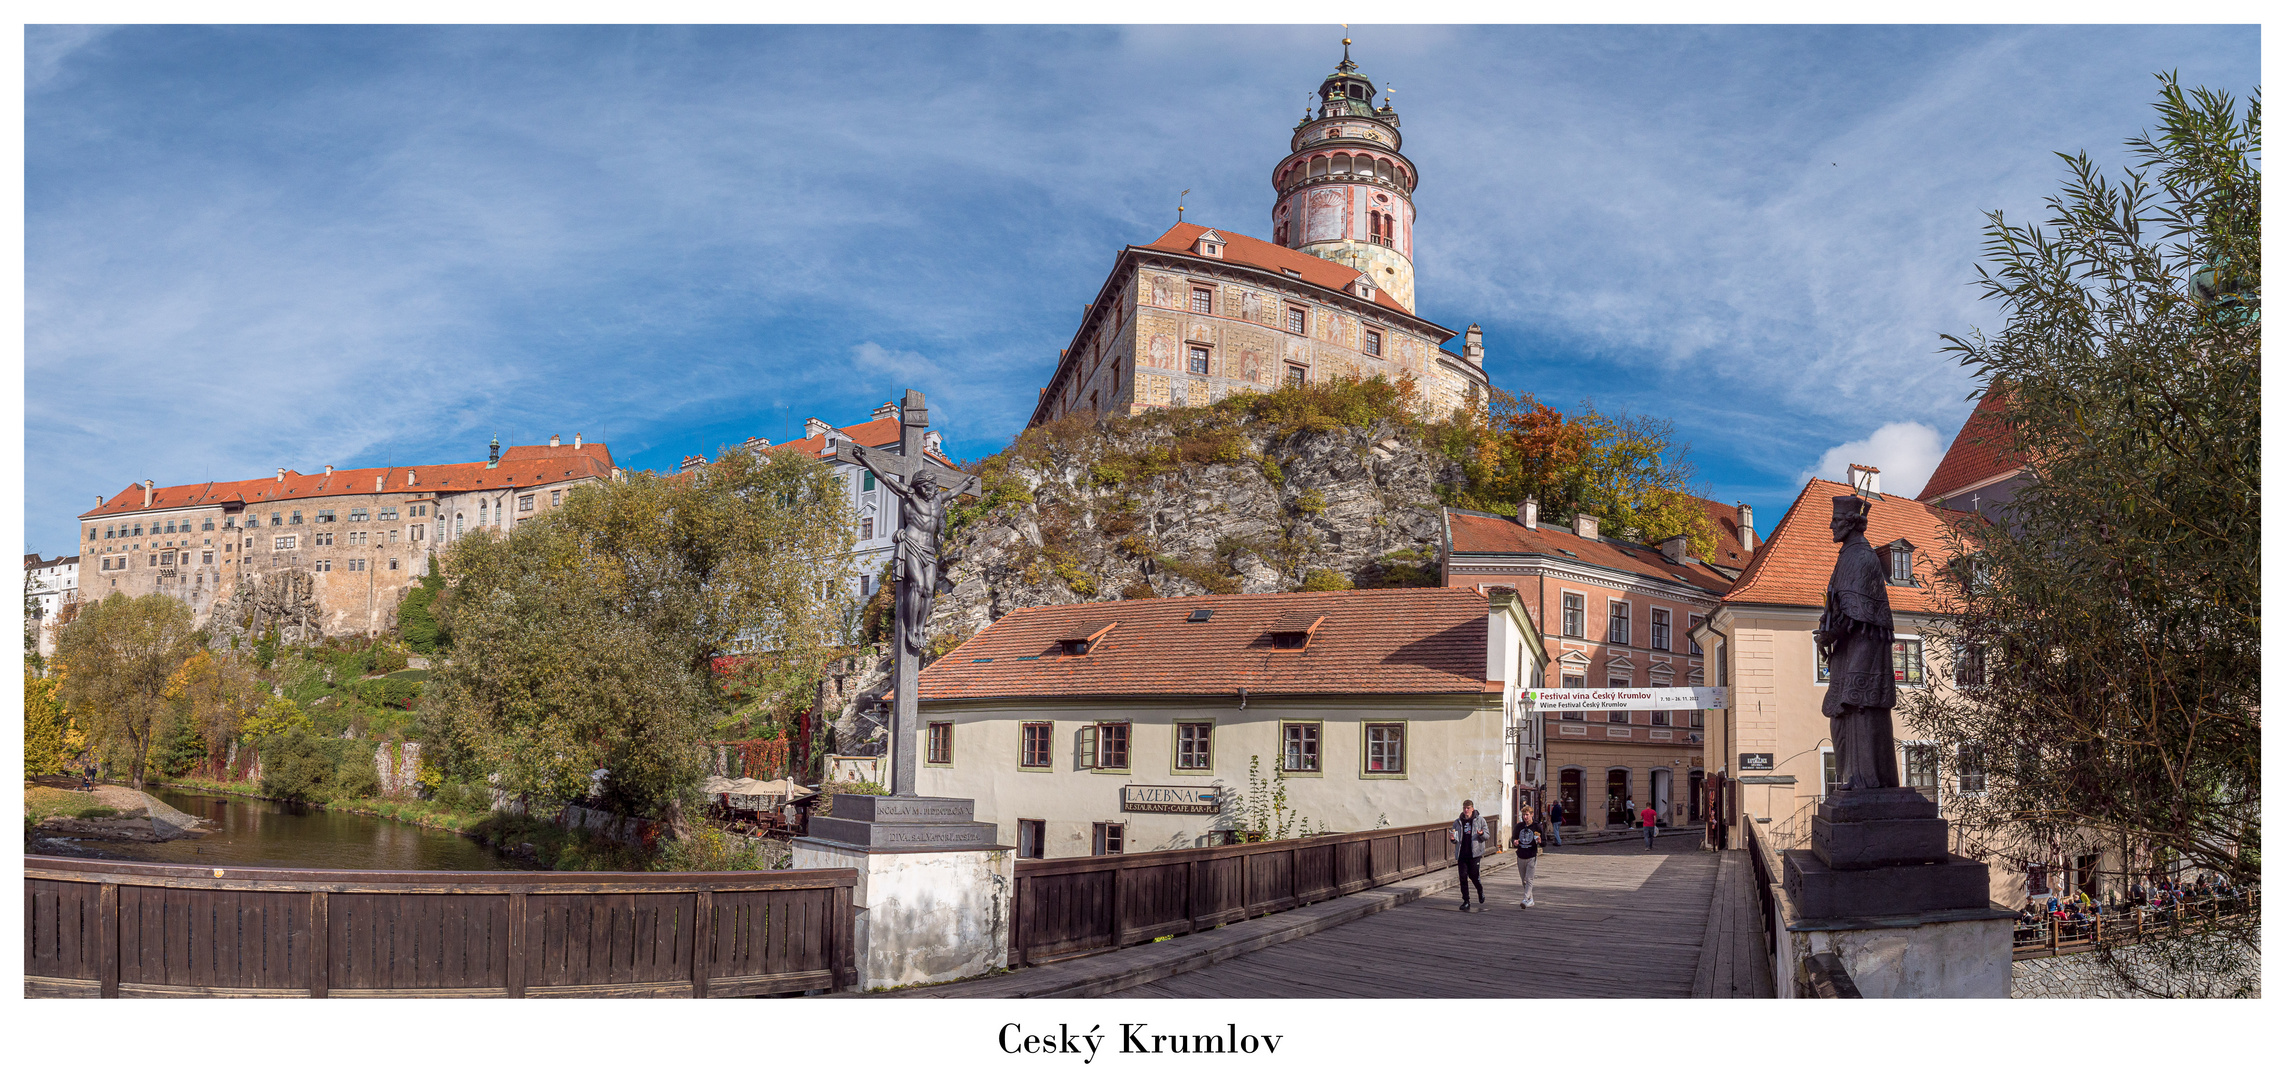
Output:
[1270,39,1419,310]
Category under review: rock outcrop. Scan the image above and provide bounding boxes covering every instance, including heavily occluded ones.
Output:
[209,569,326,646]
[926,408,1457,651]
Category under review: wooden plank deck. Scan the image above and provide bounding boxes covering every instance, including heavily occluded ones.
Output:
[1108,834,1731,998]
[1690,849,1775,998]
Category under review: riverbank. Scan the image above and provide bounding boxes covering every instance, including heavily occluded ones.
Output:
[160,776,493,839]
[25,781,211,842]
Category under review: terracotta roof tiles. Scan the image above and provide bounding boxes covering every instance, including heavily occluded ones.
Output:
[80,443,617,521]
[1918,388,2025,501]
[1721,479,1976,615]
[919,589,1497,702]
[1444,509,1734,594]
[1140,222,1419,319]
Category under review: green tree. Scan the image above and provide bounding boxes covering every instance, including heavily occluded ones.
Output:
[421,443,858,818]
[161,650,268,774]
[396,556,449,654]
[24,579,45,675]
[1910,76,2258,950]
[24,666,75,776]
[53,593,202,787]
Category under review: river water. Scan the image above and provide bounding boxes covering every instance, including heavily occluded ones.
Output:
[48,787,510,871]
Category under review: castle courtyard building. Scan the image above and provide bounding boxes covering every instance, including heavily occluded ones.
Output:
[75,434,614,640]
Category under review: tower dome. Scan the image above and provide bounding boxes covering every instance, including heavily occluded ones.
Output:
[1270,39,1419,310]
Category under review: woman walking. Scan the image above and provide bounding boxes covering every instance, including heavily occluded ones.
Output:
[1513,804,1543,908]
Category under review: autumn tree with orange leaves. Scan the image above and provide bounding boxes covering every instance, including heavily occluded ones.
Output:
[1445,389,1720,558]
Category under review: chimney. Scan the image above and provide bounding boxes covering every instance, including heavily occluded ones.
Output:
[142,481,155,508]
[743,435,772,453]
[1737,503,1755,554]
[325,465,334,478]
[804,418,829,439]
[1464,324,1485,367]
[1847,463,1881,496]
[276,469,286,482]
[406,469,416,487]
[871,401,900,420]
[573,432,583,449]
[679,454,707,472]
[1659,535,1688,561]
[550,434,561,447]
[374,477,384,493]
[1518,496,1538,530]
[1574,513,1599,541]
[923,430,943,456]
[488,434,501,467]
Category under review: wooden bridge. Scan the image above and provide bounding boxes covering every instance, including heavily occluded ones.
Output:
[23,857,855,998]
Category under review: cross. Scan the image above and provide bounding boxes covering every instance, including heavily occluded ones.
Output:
[831,389,978,796]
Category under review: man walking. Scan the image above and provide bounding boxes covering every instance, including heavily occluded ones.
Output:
[1451,799,1488,911]
[1513,804,1543,908]
[1640,802,1659,849]
[1548,799,1565,846]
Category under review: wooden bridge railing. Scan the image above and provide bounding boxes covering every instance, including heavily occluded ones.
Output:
[23,857,856,998]
[1008,821,1456,967]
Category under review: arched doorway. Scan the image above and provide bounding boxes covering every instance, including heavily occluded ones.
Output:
[1650,769,1673,827]
[1605,769,1631,826]
[1687,769,1706,823]
[1559,769,1582,825]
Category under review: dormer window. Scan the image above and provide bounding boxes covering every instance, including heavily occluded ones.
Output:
[1192,230,1224,259]
[1885,540,1917,586]
[1350,274,1376,301]
[1056,619,1116,656]
[1267,612,1325,651]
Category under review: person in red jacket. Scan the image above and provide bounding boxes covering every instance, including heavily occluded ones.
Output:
[1640,803,1659,849]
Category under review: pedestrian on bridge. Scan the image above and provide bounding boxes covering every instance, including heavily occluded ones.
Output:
[1640,803,1659,849]
[1452,800,1489,912]
[1512,804,1542,908]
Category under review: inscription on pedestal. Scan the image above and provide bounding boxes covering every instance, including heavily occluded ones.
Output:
[832,794,977,823]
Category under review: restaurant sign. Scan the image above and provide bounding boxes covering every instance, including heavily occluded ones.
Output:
[1523,686,1728,711]
[1122,785,1224,814]
[1738,753,1775,771]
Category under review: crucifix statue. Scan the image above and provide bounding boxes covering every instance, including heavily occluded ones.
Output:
[832,389,979,797]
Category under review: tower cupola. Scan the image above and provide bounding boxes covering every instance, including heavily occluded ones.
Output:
[1270,39,1420,310]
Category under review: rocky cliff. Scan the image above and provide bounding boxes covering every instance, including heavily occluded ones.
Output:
[927,399,1459,647]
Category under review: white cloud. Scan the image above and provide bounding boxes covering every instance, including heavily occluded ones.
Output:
[1801,422,1945,499]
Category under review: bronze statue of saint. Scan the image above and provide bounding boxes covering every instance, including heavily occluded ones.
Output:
[1814,494,1900,792]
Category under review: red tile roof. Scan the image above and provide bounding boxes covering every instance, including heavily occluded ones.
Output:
[80,443,616,520]
[1140,222,1418,318]
[1720,479,1976,615]
[919,589,1500,702]
[1918,387,2025,501]
[1695,496,1759,572]
[1444,509,1735,594]
[764,415,959,470]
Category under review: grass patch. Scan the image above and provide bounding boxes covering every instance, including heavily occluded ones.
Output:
[24,786,109,820]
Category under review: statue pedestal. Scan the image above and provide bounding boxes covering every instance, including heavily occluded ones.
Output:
[1776,789,2013,997]
[790,795,1010,992]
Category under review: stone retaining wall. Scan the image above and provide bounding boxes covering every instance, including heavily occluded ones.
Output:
[2012,938,2260,998]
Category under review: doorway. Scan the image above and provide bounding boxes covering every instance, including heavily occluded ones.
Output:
[1606,769,1631,826]
[1559,769,1582,826]
[1650,769,1672,827]
[1687,770,1705,823]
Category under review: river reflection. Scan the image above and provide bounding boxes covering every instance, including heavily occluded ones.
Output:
[54,787,509,871]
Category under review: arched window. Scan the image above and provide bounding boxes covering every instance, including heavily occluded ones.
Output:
[1357,157,1375,179]
[1310,157,1328,178]
[1332,153,1351,174]
[454,513,465,538]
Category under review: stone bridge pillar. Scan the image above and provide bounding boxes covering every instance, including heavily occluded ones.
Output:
[790,794,1009,992]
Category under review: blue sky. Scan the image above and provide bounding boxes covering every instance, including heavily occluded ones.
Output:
[24,24,2259,557]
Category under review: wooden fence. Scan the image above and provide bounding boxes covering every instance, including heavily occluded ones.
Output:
[1008,821,1457,967]
[24,857,856,998]
[2010,890,2259,960]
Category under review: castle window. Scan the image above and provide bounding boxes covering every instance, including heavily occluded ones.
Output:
[1190,288,1212,315]
[289,511,303,525]
[1286,365,1307,387]
[202,519,213,531]
[1364,330,1382,356]
[315,559,330,572]
[348,508,368,522]
[1287,307,1307,334]
[1187,345,1211,375]
[860,517,875,541]
[551,490,562,507]
[519,494,535,512]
